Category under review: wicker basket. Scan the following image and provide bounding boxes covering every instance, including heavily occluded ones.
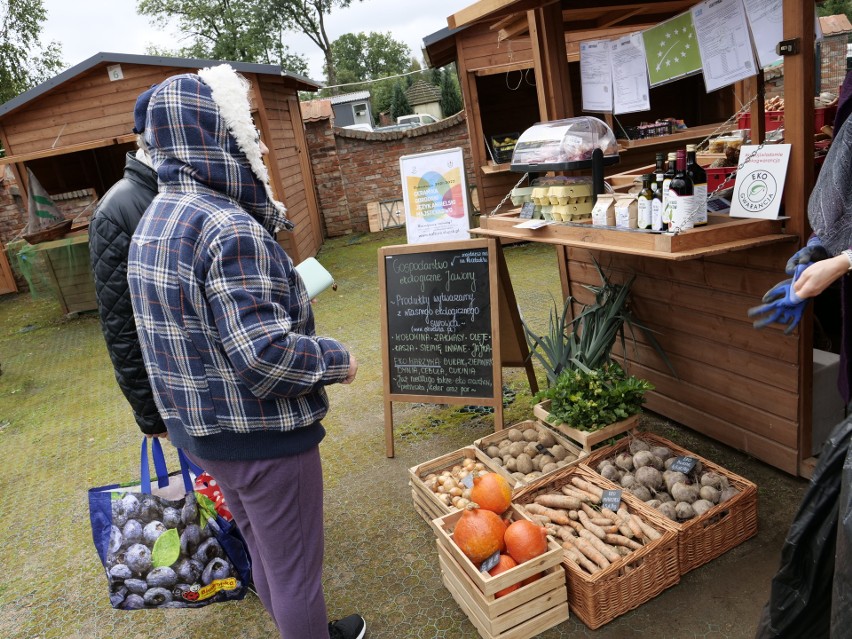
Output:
[22,219,73,245]
[472,419,588,489]
[408,446,507,524]
[513,465,680,629]
[583,432,759,575]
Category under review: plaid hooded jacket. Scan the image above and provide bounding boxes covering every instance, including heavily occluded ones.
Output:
[128,65,350,460]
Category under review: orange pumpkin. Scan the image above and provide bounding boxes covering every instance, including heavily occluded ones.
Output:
[470,472,512,515]
[488,554,519,598]
[453,504,507,565]
[504,519,549,564]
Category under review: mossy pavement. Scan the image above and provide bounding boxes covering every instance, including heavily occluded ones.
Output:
[0,227,806,638]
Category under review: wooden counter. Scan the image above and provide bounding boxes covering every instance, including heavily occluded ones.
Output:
[474,211,795,260]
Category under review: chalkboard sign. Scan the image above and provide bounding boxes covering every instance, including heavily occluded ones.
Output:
[601,489,623,511]
[381,242,494,399]
[669,456,698,474]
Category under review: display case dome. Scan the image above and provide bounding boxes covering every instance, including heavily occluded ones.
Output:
[511,116,619,172]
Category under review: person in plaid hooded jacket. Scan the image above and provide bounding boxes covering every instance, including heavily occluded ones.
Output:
[127,64,365,639]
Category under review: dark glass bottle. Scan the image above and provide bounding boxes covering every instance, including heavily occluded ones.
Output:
[652,152,666,193]
[669,149,695,231]
[686,144,708,225]
[637,174,653,229]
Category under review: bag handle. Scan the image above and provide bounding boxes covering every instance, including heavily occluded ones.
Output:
[140,438,196,495]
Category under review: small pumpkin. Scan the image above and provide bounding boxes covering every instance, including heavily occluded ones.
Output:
[453,503,507,565]
[470,472,512,515]
[488,554,519,598]
[504,519,549,564]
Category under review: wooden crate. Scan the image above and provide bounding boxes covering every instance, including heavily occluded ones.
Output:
[431,504,564,596]
[513,465,680,629]
[533,400,639,452]
[439,545,568,639]
[473,419,588,488]
[433,504,568,639]
[583,432,758,575]
[408,446,507,524]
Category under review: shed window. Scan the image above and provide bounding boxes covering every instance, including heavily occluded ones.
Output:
[353,102,368,117]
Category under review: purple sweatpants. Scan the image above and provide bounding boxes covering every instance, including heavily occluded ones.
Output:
[186,447,328,639]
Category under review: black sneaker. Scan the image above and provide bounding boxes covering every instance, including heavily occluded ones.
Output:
[328,614,366,639]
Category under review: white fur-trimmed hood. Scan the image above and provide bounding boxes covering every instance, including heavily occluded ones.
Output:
[197,64,291,229]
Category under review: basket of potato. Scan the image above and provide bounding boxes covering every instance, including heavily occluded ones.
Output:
[474,420,587,488]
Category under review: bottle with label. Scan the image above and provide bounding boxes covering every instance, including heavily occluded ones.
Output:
[652,168,665,231]
[652,152,666,193]
[669,148,695,231]
[662,151,677,229]
[686,144,708,225]
[637,174,653,229]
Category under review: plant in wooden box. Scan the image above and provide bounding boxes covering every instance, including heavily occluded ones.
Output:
[521,260,669,451]
[533,362,653,450]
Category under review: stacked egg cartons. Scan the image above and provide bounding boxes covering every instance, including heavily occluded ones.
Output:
[549,182,593,222]
[530,186,553,220]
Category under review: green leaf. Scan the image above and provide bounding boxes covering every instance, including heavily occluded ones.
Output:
[151,528,180,568]
[196,492,218,528]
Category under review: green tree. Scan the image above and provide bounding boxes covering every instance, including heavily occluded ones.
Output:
[817,0,852,21]
[439,65,463,116]
[269,0,363,91]
[0,0,64,106]
[331,32,411,86]
[137,0,308,75]
[388,82,412,120]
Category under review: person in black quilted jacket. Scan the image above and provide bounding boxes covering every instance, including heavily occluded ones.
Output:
[89,86,166,437]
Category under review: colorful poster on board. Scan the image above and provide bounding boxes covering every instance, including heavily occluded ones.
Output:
[399,148,470,244]
[642,12,703,87]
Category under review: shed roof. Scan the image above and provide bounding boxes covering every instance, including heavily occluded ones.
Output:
[405,80,442,106]
[328,91,371,105]
[819,14,852,37]
[0,52,321,119]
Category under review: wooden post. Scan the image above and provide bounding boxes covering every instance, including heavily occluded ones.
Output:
[528,4,573,122]
[747,73,766,143]
[783,0,815,473]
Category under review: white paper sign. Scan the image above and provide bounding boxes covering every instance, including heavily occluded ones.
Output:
[580,40,613,112]
[399,148,471,244]
[692,0,757,92]
[729,144,791,219]
[610,34,651,115]
[742,0,782,69]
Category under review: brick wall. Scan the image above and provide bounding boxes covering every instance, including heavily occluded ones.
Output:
[0,167,25,246]
[304,112,473,237]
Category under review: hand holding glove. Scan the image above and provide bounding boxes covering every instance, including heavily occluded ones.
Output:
[748,264,808,334]
[785,235,828,275]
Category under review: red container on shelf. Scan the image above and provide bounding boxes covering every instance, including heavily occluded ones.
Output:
[706,166,737,192]
[736,106,837,133]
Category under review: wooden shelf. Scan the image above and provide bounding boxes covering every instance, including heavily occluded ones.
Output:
[472,211,795,260]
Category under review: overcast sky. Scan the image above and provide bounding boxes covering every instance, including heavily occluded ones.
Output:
[41,0,462,81]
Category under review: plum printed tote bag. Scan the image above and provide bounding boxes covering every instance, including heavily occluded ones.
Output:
[88,438,251,609]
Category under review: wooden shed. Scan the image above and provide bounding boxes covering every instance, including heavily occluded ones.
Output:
[425,1,823,477]
[0,53,325,270]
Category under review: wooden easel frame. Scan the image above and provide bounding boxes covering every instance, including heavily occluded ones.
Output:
[379,238,537,457]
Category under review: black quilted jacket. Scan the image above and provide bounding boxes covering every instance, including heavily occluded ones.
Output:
[89,152,165,435]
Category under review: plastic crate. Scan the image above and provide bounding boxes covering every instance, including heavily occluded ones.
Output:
[737,106,837,133]
[489,132,520,164]
[706,166,737,192]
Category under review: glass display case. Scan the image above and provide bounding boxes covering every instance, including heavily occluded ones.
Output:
[510,116,620,172]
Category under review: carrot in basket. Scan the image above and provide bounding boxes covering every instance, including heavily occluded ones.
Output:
[523,502,571,525]
[534,493,582,510]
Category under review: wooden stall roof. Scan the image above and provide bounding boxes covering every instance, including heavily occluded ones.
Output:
[0,52,321,121]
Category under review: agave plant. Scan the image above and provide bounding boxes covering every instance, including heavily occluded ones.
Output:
[521,259,673,386]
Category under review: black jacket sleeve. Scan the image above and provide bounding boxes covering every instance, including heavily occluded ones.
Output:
[89,181,166,435]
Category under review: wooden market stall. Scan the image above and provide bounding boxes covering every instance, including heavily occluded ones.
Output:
[0,53,325,310]
[425,0,821,477]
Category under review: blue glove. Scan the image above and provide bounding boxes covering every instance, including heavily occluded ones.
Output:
[748,264,808,334]
[785,235,828,275]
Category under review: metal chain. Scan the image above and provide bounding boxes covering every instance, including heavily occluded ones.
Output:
[487,172,530,217]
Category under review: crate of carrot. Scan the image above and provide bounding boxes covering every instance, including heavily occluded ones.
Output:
[512,464,680,629]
